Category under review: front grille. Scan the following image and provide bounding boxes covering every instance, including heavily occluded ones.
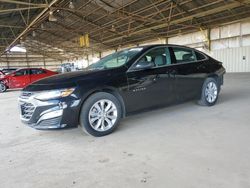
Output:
[20,102,35,120]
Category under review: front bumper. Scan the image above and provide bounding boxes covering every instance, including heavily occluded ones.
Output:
[18,92,81,129]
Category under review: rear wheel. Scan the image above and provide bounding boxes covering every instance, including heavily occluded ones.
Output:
[0,82,7,93]
[198,77,219,106]
[79,92,122,137]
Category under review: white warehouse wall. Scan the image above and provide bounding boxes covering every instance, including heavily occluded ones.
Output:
[212,47,250,72]
[69,20,250,72]
[210,21,250,72]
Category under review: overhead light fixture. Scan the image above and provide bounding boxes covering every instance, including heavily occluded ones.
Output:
[49,11,57,22]
[10,45,27,53]
[111,25,116,32]
[40,23,44,29]
[69,1,75,9]
[32,31,36,37]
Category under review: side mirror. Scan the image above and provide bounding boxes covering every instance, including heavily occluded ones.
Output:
[135,61,154,70]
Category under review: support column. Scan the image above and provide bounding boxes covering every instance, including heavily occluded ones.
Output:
[207,28,211,51]
[86,54,89,66]
[25,52,29,68]
[5,54,9,68]
[43,54,46,68]
[165,38,168,44]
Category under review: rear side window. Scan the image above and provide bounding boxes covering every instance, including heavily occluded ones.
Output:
[172,47,196,64]
[31,69,46,75]
[195,51,206,60]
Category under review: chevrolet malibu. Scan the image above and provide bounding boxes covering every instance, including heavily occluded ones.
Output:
[18,45,225,137]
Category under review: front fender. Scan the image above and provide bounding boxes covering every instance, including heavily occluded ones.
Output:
[0,78,9,87]
[76,83,126,119]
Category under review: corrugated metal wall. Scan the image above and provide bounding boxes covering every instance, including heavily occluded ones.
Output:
[212,46,250,72]
[98,20,250,72]
[0,53,62,71]
[2,20,250,72]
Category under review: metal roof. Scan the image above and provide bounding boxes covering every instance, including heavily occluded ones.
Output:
[0,0,250,60]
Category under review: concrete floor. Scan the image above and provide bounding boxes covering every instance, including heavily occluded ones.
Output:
[0,73,250,188]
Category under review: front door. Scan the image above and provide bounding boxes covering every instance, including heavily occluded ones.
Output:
[125,47,175,113]
[9,69,30,88]
[30,68,47,83]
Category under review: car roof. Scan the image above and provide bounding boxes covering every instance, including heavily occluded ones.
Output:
[138,44,197,49]
[124,44,201,52]
[126,44,208,57]
[16,68,43,71]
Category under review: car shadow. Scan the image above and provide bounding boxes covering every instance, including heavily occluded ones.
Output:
[117,101,195,132]
[31,87,248,138]
[6,89,22,92]
[217,87,248,104]
[117,89,245,133]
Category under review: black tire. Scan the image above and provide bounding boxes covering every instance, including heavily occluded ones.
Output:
[198,77,219,106]
[79,92,122,137]
[0,82,7,93]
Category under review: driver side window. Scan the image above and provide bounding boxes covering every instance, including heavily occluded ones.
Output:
[15,69,28,76]
[133,47,171,69]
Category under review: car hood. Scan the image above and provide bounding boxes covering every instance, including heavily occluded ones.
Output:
[33,69,104,84]
[23,68,122,91]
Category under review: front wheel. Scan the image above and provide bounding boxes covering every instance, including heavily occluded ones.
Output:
[79,92,122,137]
[0,82,7,93]
[198,77,219,106]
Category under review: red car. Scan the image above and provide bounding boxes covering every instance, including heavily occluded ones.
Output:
[0,68,57,92]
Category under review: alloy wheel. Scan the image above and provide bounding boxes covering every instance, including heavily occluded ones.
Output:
[88,99,118,132]
[0,83,6,92]
[205,81,218,103]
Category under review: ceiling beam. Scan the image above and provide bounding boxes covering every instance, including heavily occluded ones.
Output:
[110,10,250,48]
[1,0,59,55]
[0,6,46,14]
[101,0,250,45]
[0,0,47,6]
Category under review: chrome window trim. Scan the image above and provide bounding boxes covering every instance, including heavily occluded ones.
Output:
[127,46,171,72]
[127,46,208,73]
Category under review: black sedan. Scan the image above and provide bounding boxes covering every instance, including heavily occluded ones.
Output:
[18,45,225,137]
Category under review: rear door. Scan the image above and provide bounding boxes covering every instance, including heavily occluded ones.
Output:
[9,69,30,88]
[169,47,206,101]
[30,68,48,83]
[125,47,176,112]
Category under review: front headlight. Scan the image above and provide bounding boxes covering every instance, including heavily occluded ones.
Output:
[34,88,75,101]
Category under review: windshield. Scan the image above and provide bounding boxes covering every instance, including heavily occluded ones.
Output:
[88,47,143,70]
